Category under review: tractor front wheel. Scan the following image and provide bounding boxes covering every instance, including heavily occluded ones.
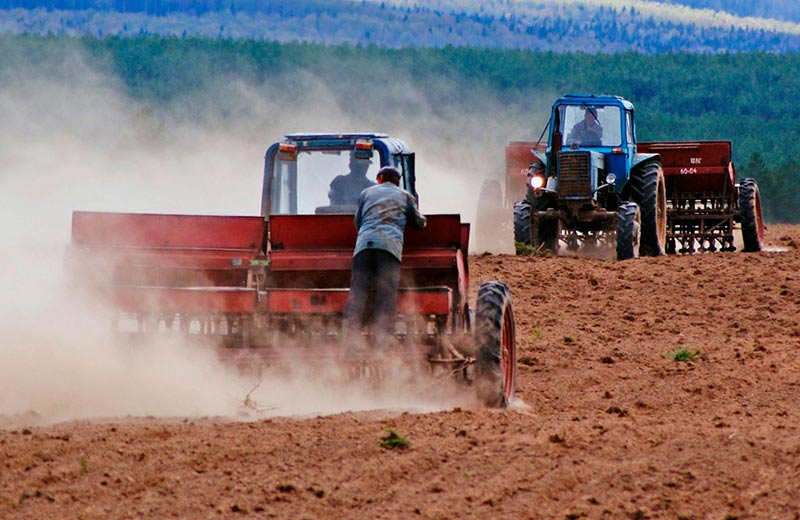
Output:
[513,200,532,247]
[532,214,560,255]
[474,281,517,407]
[739,178,764,252]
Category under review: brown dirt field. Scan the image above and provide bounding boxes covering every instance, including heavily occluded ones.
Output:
[3,225,800,519]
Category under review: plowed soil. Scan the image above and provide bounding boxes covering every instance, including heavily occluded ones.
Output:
[3,225,800,520]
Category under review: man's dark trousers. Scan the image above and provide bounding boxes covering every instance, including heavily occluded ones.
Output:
[343,248,401,343]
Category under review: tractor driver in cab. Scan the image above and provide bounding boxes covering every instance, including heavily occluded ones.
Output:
[566,106,603,147]
[328,152,376,207]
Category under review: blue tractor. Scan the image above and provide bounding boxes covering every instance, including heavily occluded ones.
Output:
[513,94,667,259]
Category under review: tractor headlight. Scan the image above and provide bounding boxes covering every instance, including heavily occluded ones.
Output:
[529,175,545,190]
[605,173,617,185]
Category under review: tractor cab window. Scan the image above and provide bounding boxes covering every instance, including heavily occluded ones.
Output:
[393,152,417,200]
[270,149,383,215]
[559,105,622,148]
[626,110,635,145]
[272,157,297,215]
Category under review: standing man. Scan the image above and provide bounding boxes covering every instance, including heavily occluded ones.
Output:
[343,165,427,347]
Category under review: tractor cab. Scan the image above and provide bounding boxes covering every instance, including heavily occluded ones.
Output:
[558,104,624,148]
[538,95,638,196]
[262,133,416,217]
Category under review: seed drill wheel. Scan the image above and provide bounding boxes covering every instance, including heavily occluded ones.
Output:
[739,178,764,252]
[474,281,517,407]
[616,202,641,260]
[631,160,667,256]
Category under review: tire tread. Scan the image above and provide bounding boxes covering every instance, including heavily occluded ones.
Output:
[474,281,516,407]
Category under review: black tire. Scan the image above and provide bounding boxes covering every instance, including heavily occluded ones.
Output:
[513,200,531,246]
[630,160,666,256]
[739,178,764,252]
[474,281,517,408]
[616,202,640,260]
[665,237,676,255]
[532,215,560,254]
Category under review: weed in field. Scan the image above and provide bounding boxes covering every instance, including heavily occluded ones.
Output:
[666,346,700,363]
[515,241,555,256]
[515,241,535,255]
[380,428,411,450]
[530,327,543,340]
[563,335,577,344]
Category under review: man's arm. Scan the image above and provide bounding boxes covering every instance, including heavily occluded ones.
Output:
[565,123,580,145]
[329,175,342,204]
[354,192,365,230]
[586,122,602,140]
[406,193,427,229]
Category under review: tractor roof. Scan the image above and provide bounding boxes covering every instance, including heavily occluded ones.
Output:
[285,132,390,141]
[558,94,634,110]
[280,133,410,154]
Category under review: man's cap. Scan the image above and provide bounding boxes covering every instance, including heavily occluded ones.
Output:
[377,166,401,179]
[586,106,598,116]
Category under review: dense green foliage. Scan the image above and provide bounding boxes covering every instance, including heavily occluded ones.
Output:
[2,34,798,221]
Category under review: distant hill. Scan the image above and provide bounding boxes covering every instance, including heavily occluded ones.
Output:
[658,0,800,23]
[2,0,800,52]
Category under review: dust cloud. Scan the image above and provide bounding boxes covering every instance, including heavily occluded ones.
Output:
[0,44,536,424]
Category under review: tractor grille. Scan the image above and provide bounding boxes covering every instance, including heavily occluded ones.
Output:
[558,152,592,199]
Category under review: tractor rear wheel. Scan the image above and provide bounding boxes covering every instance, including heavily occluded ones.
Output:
[616,202,640,260]
[513,200,532,247]
[474,281,517,408]
[631,160,666,256]
[739,178,764,252]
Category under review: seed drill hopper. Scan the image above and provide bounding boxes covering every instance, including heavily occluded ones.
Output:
[67,133,517,407]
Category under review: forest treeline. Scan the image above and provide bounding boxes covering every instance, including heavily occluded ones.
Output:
[2,0,800,52]
[1,33,798,222]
